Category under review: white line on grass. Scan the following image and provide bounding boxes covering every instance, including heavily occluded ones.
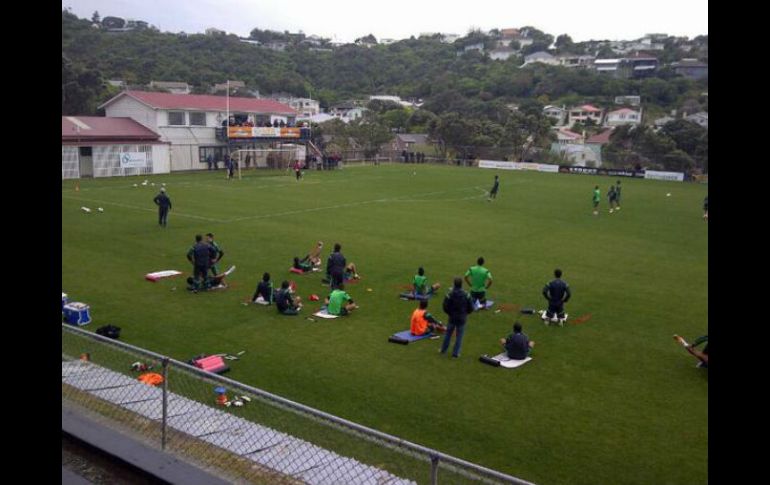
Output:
[62,196,221,222]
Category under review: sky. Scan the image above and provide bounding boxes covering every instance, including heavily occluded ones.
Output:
[62,0,707,43]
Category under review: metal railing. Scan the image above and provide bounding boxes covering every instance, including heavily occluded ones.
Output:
[62,324,535,485]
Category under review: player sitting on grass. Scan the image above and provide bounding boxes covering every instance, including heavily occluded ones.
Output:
[325,283,358,316]
[186,266,236,292]
[251,272,274,304]
[293,256,314,273]
[500,322,535,359]
[275,280,302,315]
[305,241,324,267]
[674,334,708,368]
[410,300,446,336]
[413,267,441,297]
[345,263,360,280]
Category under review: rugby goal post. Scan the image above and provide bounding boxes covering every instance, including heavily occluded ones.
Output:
[231,147,305,180]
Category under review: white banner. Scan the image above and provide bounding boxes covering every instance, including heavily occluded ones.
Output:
[119,152,148,168]
[478,160,560,173]
[644,170,684,182]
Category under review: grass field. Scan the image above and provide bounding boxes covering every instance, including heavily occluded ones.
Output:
[62,163,708,485]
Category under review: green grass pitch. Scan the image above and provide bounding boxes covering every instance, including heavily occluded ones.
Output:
[62,164,708,485]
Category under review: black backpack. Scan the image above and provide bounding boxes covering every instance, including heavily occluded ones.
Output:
[96,325,121,339]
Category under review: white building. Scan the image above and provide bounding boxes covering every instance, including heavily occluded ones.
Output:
[278,97,321,117]
[605,108,642,127]
[149,81,191,95]
[62,116,170,179]
[489,48,516,61]
[99,91,297,171]
[522,51,559,66]
[568,105,604,126]
[543,105,567,126]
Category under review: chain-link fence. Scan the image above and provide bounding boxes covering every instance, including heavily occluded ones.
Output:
[62,324,535,485]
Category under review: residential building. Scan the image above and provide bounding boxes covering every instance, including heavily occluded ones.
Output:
[440,33,461,44]
[212,80,246,93]
[595,59,623,76]
[593,55,658,79]
[265,41,288,51]
[329,104,366,122]
[568,105,604,126]
[685,112,708,129]
[555,128,584,144]
[671,59,708,80]
[557,54,595,68]
[543,105,567,126]
[239,38,262,46]
[99,91,297,171]
[62,116,170,179]
[205,27,225,36]
[522,51,559,66]
[278,97,320,117]
[391,134,430,152]
[605,108,642,127]
[106,80,125,88]
[149,81,191,95]
[490,48,516,61]
[463,42,485,53]
[614,95,641,107]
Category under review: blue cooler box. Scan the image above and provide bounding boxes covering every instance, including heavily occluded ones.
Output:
[63,302,91,326]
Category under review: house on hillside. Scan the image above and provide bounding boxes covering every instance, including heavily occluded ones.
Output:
[391,134,430,153]
[522,51,559,66]
[685,112,708,129]
[211,80,246,93]
[149,81,191,95]
[463,42,485,53]
[489,48,516,61]
[329,104,365,122]
[99,91,297,171]
[671,59,708,80]
[605,108,642,127]
[543,105,567,126]
[614,95,641,107]
[277,97,320,117]
[557,54,595,68]
[568,105,604,126]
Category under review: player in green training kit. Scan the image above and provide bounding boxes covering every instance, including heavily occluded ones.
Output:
[413,267,441,297]
[325,284,358,316]
[464,257,493,308]
[592,185,600,216]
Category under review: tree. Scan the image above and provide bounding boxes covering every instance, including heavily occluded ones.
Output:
[355,34,378,45]
[347,113,393,158]
[662,149,694,172]
[91,11,100,25]
[555,34,574,52]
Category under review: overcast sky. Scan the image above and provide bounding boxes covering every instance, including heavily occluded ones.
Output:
[62,0,707,43]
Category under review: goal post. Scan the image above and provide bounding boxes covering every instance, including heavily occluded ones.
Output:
[231,147,306,180]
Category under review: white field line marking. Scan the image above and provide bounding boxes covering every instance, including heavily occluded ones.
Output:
[225,186,486,223]
[62,196,221,222]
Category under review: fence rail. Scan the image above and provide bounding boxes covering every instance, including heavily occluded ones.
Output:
[62,324,535,485]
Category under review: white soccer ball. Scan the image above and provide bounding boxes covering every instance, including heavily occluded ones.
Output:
[666,193,671,197]
[97,207,104,212]
[133,184,138,187]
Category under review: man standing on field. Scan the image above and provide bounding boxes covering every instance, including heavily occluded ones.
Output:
[464,257,493,309]
[153,187,172,227]
[592,185,600,216]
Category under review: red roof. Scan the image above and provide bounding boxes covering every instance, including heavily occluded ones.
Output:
[101,91,296,115]
[586,129,613,144]
[578,104,602,112]
[62,116,162,142]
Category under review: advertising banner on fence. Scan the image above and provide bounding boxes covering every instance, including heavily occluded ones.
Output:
[479,160,559,172]
[644,170,685,182]
[119,152,147,168]
[558,166,645,178]
[228,127,301,138]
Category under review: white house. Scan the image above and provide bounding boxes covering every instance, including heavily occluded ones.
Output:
[62,116,170,179]
[605,108,642,127]
[685,112,708,129]
[463,42,485,53]
[212,80,246,93]
[329,104,366,122]
[543,105,567,126]
[568,105,604,126]
[522,51,559,66]
[277,97,320,117]
[594,59,622,75]
[489,48,516,61]
[557,54,595,68]
[99,91,297,172]
[615,95,641,106]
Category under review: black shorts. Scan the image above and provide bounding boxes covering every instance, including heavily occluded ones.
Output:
[547,301,564,316]
[330,271,344,287]
[471,291,486,301]
[194,265,209,280]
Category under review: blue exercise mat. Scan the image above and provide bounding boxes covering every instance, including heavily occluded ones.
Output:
[388,330,433,345]
[398,292,432,301]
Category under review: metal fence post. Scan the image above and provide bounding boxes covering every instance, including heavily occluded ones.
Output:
[431,454,440,485]
[161,357,169,450]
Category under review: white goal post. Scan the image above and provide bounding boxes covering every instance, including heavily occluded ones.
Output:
[231,147,306,179]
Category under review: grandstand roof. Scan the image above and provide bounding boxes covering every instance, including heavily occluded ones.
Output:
[61,116,163,143]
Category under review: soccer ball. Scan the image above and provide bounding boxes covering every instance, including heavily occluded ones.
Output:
[666,193,671,197]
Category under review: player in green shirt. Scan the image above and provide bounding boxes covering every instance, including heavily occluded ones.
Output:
[325,284,358,316]
[413,267,441,297]
[592,185,600,216]
[464,257,493,308]
[206,233,224,276]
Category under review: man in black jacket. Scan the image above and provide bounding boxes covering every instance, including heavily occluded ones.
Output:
[153,187,172,227]
[186,235,217,292]
[326,243,346,289]
[542,268,571,326]
[440,277,475,358]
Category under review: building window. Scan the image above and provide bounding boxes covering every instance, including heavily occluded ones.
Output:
[190,112,207,126]
[168,111,185,126]
[199,146,228,164]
